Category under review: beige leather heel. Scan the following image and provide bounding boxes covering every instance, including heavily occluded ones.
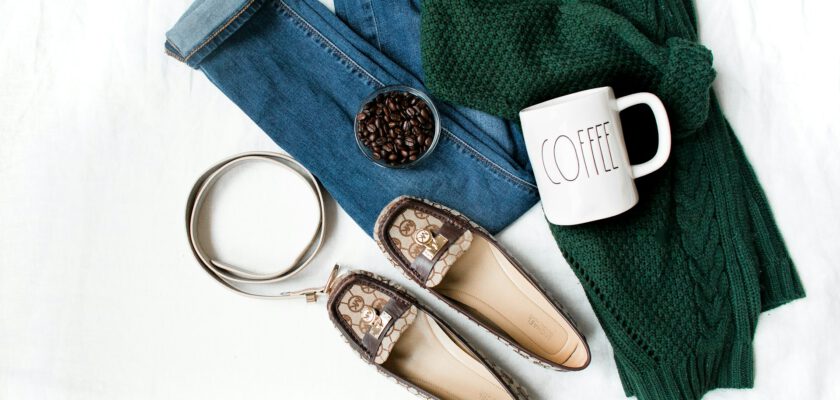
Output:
[374,196,591,371]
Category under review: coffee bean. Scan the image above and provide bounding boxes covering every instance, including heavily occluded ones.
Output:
[356,89,437,166]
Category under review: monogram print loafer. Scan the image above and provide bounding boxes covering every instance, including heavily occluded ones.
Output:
[327,271,529,400]
[374,196,591,371]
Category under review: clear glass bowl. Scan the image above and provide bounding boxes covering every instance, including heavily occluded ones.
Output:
[354,85,441,169]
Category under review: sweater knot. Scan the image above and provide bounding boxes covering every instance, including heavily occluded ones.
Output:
[658,38,716,138]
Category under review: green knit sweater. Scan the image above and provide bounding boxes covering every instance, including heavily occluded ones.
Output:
[420,1,805,399]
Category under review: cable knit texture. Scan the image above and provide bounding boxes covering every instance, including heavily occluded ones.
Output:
[420,1,805,399]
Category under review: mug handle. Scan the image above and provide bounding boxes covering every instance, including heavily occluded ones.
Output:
[616,93,672,179]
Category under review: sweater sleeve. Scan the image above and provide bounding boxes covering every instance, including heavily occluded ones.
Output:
[421,0,715,136]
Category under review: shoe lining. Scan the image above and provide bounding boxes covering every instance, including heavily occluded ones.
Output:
[384,311,514,400]
[436,236,589,368]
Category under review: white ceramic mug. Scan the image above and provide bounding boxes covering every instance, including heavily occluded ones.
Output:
[520,87,671,225]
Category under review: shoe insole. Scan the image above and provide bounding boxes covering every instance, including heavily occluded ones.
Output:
[436,237,588,368]
[384,312,513,400]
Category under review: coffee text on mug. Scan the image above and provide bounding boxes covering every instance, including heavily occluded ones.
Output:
[540,121,620,184]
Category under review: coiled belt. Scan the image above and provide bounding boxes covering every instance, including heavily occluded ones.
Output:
[185,152,338,301]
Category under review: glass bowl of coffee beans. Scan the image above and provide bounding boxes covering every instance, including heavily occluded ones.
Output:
[354,86,441,168]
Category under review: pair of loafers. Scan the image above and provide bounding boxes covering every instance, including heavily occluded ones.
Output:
[327,196,590,399]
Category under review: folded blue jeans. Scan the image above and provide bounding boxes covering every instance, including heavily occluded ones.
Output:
[165,0,539,234]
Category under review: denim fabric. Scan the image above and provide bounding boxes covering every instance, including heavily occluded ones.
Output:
[165,0,538,234]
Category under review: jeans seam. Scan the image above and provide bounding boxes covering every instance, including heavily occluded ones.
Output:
[274,0,536,193]
[441,128,537,191]
[275,0,383,86]
[165,38,187,61]
[182,0,258,63]
[165,47,186,62]
[167,38,184,55]
[366,0,384,51]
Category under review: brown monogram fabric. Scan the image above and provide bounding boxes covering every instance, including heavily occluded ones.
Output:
[336,282,418,365]
[383,206,472,287]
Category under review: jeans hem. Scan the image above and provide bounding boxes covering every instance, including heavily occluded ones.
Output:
[165,0,267,68]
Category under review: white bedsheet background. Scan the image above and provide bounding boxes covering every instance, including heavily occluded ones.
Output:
[1,0,838,399]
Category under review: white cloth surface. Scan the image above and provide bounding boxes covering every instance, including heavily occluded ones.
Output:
[1,0,838,399]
